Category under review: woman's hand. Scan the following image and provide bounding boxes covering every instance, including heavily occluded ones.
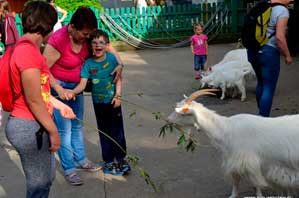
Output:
[285,55,292,65]
[59,103,76,119]
[111,65,123,83]
[48,130,61,152]
[50,96,76,119]
[57,88,75,100]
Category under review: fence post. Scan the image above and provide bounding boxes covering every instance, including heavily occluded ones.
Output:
[15,13,23,36]
[230,0,237,33]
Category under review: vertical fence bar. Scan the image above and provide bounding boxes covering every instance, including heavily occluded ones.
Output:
[132,7,137,38]
[126,7,132,36]
[137,7,142,35]
[230,0,237,33]
[15,13,23,36]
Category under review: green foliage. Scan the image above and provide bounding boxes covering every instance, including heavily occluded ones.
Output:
[159,121,198,152]
[54,0,102,11]
[26,0,102,11]
[129,111,137,118]
[152,112,162,120]
[127,155,158,192]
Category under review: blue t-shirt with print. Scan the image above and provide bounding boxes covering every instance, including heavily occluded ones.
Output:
[81,52,118,104]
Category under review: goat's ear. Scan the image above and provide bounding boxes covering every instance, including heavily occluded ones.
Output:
[183,94,188,99]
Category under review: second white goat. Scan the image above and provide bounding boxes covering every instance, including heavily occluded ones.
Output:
[200,49,255,101]
[201,60,252,101]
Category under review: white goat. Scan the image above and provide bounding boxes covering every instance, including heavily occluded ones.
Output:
[201,61,252,101]
[168,89,299,198]
[205,49,251,73]
[200,49,255,101]
[217,49,247,65]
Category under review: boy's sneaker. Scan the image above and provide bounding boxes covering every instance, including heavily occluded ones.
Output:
[103,162,124,176]
[118,160,131,173]
[76,161,101,172]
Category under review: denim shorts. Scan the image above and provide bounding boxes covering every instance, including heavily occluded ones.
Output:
[194,55,207,71]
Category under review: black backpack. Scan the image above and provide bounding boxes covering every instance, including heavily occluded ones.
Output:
[241,1,285,51]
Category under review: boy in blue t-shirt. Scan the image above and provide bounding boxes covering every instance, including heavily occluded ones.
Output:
[72,30,130,176]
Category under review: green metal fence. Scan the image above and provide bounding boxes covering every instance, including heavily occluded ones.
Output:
[102,3,227,40]
[14,2,246,42]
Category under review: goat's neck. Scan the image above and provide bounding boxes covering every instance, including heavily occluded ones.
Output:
[190,103,228,147]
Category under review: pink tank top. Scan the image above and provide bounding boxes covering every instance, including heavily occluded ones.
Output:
[48,25,89,83]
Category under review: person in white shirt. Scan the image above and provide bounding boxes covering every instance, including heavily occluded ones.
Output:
[48,0,67,32]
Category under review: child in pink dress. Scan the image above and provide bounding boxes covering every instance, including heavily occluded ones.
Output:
[190,23,208,80]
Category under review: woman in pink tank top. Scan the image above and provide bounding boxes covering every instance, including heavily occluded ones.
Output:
[43,7,123,186]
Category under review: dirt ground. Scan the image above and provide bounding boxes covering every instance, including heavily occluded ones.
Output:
[1,44,299,198]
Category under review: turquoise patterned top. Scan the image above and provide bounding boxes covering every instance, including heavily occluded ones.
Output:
[81,52,118,103]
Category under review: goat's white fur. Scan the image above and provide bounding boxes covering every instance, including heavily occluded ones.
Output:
[217,49,247,65]
[209,49,254,74]
[200,49,255,101]
[201,62,252,101]
[169,96,299,197]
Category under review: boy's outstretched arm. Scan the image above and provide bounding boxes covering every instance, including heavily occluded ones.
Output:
[72,78,88,97]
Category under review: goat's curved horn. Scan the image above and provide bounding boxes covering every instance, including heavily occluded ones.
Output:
[186,89,219,104]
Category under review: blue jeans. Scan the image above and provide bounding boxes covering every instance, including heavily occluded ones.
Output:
[194,55,207,71]
[51,80,87,175]
[247,45,280,117]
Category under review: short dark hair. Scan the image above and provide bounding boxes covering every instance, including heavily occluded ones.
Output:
[22,1,57,37]
[70,7,97,31]
[90,29,109,43]
[87,29,109,57]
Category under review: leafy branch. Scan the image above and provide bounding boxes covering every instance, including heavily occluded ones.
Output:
[127,155,157,192]
[159,121,197,152]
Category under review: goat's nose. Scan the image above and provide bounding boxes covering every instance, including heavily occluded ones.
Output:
[167,111,178,122]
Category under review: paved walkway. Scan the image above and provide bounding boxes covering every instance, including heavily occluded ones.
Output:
[1,44,299,198]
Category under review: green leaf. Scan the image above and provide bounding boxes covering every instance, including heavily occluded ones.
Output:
[152,112,162,120]
[129,111,137,118]
[159,122,175,137]
[137,93,144,97]
[177,134,186,146]
[186,140,196,152]
[127,155,140,166]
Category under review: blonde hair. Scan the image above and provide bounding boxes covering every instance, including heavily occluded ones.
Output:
[0,1,10,20]
[193,22,203,29]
